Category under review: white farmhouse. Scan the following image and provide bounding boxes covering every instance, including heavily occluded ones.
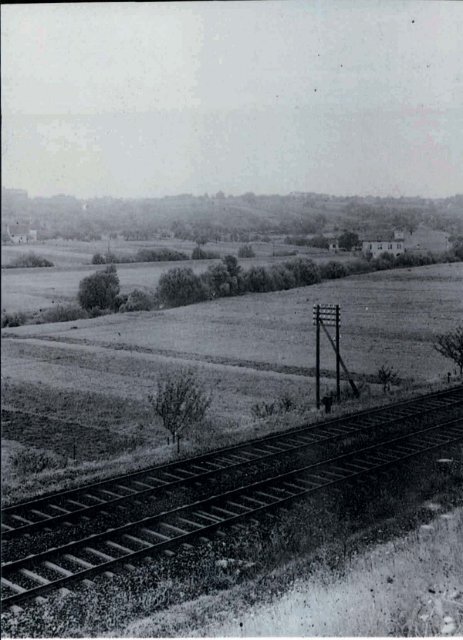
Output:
[362,239,404,259]
[6,222,37,244]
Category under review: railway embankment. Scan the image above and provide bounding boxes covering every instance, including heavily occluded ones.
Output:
[1,386,462,636]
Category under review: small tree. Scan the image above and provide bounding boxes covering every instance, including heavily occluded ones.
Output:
[149,370,212,450]
[92,253,106,265]
[434,327,463,376]
[119,288,155,312]
[320,261,348,279]
[338,231,360,251]
[78,265,120,311]
[238,244,255,258]
[156,267,209,307]
[377,365,401,393]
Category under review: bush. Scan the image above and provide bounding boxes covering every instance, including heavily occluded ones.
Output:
[283,257,321,286]
[338,231,359,251]
[269,264,297,289]
[201,255,244,297]
[251,394,296,419]
[223,255,242,279]
[5,252,54,268]
[347,259,371,274]
[238,244,256,258]
[114,293,129,311]
[309,235,330,249]
[119,289,156,312]
[376,365,401,393]
[245,266,276,292]
[88,306,112,318]
[452,237,463,260]
[320,261,348,279]
[78,265,120,311]
[434,326,463,376]
[391,252,435,269]
[135,248,189,262]
[251,401,277,418]
[371,252,396,271]
[10,447,67,475]
[1,311,29,328]
[91,253,106,265]
[148,370,212,444]
[37,304,89,324]
[157,267,210,307]
[192,246,220,260]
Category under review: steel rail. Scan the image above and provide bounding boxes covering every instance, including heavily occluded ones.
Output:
[2,386,462,540]
[2,417,461,608]
[5,384,460,512]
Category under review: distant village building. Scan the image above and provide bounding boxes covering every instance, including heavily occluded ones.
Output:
[328,240,339,253]
[361,226,449,259]
[6,222,38,244]
[362,239,404,259]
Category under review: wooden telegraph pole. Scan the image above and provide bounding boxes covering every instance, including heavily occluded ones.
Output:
[313,303,358,408]
[315,304,320,409]
[335,304,341,402]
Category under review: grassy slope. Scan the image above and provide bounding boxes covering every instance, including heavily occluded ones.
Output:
[124,507,463,637]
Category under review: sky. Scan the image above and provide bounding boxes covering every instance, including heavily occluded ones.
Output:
[1,1,462,199]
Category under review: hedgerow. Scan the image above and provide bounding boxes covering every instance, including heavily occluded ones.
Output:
[191,246,220,260]
[154,250,461,310]
[4,252,54,268]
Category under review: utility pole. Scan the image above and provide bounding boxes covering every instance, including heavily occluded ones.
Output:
[335,304,341,402]
[313,303,357,408]
[315,304,320,409]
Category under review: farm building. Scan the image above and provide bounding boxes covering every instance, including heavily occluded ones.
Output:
[362,239,404,259]
[6,222,38,244]
[361,226,450,259]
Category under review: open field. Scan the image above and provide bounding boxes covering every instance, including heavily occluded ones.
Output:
[1,237,322,267]
[1,263,461,477]
[1,237,354,313]
[4,261,462,378]
[1,256,287,313]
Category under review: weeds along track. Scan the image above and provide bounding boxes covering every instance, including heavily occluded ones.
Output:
[1,415,462,609]
[2,386,463,542]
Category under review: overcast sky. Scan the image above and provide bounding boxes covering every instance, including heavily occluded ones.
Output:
[2,1,462,199]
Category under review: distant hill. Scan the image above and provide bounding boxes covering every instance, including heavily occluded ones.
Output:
[2,188,462,240]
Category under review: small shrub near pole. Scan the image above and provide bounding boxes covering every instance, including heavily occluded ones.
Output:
[434,326,463,377]
[377,365,401,393]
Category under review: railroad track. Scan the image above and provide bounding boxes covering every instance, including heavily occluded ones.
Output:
[2,416,462,609]
[2,385,462,541]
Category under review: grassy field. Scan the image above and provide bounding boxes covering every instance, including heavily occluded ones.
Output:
[4,261,461,377]
[1,237,354,313]
[1,237,315,267]
[1,262,461,486]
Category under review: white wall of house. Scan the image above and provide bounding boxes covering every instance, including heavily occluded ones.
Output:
[9,233,28,244]
[6,224,38,244]
[362,241,405,259]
